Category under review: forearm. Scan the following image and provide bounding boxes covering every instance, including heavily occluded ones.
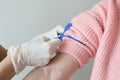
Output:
[48,53,79,80]
[24,53,79,80]
[0,54,15,80]
[0,45,7,62]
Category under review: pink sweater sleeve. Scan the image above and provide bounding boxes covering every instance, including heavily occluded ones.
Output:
[58,0,107,68]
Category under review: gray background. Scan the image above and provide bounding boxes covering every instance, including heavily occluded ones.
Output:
[0,0,100,80]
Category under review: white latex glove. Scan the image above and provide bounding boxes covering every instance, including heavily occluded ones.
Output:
[8,25,64,74]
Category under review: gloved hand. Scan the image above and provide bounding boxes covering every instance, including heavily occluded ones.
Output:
[8,25,64,74]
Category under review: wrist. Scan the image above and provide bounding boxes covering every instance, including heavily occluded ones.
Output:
[8,45,25,74]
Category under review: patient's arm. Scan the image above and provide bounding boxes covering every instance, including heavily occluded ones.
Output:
[0,45,7,62]
[24,53,79,80]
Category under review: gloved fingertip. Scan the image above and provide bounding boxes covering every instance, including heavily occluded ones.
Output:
[56,25,64,33]
[47,39,61,46]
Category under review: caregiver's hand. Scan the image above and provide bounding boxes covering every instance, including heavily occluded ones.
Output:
[24,53,79,80]
[8,25,64,74]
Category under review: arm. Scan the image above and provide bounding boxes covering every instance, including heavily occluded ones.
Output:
[0,54,15,80]
[0,45,15,80]
[24,0,107,80]
[24,53,79,80]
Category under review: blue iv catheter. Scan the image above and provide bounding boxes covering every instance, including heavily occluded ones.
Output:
[57,23,87,46]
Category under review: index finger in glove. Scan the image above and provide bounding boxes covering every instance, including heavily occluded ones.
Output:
[46,38,61,47]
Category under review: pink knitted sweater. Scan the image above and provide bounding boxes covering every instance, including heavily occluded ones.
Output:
[59,0,120,80]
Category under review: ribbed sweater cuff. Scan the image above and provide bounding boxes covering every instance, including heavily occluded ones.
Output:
[58,40,90,68]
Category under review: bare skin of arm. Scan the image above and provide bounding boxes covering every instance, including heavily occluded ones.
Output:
[0,45,15,80]
[0,54,16,80]
[24,53,79,80]
[0,45,7,62]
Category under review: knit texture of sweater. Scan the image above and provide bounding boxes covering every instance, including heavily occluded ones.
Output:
[58,0,120,80]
